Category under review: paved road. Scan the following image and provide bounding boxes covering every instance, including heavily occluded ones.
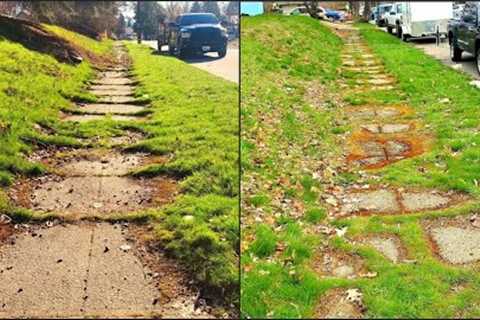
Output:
[412,40,479,80]
[376,26,479,80]
[142,40,239,83]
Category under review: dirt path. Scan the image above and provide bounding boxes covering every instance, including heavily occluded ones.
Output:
[1,43,212,318]
[314,23,469,318]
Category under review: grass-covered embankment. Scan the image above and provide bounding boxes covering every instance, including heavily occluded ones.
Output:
[0,25,109,195]
[241,15,344,318]
[124,44,239,299]
[242,15,480,318]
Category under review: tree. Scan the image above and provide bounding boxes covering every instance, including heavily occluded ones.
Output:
[203,1,221,18]
[116,13,126,39]
[134,1,165,41]
[190,1,202,13]
[225,1,239,17]
[163,1,186,21]
[304,1,320,19]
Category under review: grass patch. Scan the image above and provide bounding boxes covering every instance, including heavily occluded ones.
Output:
[241,14,343,317]
[125,43,239,301]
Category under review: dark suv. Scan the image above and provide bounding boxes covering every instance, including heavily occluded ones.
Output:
[448,2,480,74]
[158,13,228,58]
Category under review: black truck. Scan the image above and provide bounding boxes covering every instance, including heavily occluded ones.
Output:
[158,13,228,58]
[448,2,480,74]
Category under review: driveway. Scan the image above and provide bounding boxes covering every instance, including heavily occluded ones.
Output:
[142,40,239,83]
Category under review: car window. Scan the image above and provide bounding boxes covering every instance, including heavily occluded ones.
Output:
[396,4,403,14]
[179,14,219,26]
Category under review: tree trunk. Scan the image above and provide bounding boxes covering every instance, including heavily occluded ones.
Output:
[304,1,319,19]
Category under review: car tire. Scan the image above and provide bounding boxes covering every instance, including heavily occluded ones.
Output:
[387,26,393,34]
[476,47,480,75]
[218,47,227,58]
[396,24,402,38]
[450,40,462,62]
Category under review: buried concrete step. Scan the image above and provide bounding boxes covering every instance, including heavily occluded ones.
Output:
[63,114,142,122]
[97,96,143,104]
[430,226,480,264]
[0,223,206,318]
[10,176,175,216]
[365,236,403,263]
[92,78,135,86]
[53,151,148,176]
[90,89,134,97]
[361,123,412,134]
[90,84,135,92]
[77,103,147,115]
[336,189,458,216]
[98,71,130,79]
[314,288,364,319]
[349,106,408,119]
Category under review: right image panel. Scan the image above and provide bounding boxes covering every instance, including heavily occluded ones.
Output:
[241,1,478,318]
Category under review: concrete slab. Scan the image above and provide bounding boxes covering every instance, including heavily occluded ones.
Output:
[350,109,376,118]
[57,152,145,176]
[90,85,135,92]
[381,124,410,133]
[360,141,385,157]
[0,224,163,318]
[314,289,363,319]
[431,226,480,264]
[376,108,401,118]
[400,192,450,212]
[93,78,134,86]
[63,114,141,122]
[367,237,400,263]
[28,176,153,215]
[78,104,146,115]
[97,96,142,104]
[341,189,400,214]
[361,124,380,133]
[99,71,130,79]
[385,140,410,156]
[355,156,386,166]
[90,89,134,96]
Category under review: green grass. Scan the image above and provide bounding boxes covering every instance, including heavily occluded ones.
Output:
[44,24,114,57]
[0,24,239,305]
[124,43,239,300]
[0,27,102,193]
[242,15,480,318]
[241,14,343,318]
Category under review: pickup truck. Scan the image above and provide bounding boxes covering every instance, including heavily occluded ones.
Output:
[157,13,228,58]
[448,2,480,74]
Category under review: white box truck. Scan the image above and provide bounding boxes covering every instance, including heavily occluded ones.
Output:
[386,2,453,41]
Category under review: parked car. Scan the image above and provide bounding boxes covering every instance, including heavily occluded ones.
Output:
[376,4,394,27]
[387,2,453,41]
[157,13,228,58]
[290,7,309,16]
[386,2,405,35]
[370,6,378,22]
[448,2,480,74]
[325,8,344,21]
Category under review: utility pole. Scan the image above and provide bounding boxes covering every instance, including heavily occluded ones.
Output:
[137,1,142,44]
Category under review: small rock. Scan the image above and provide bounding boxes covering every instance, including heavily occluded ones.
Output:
[0,214,12,225]
[119,244,131,252]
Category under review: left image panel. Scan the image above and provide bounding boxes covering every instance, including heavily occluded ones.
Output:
[0,1,239,318]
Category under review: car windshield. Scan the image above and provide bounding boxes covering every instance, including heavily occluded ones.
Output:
[179,14,218,26]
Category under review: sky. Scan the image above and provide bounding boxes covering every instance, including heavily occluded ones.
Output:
[240,2,263,16]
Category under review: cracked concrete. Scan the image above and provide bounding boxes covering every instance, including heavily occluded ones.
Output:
[0,223,202,318]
